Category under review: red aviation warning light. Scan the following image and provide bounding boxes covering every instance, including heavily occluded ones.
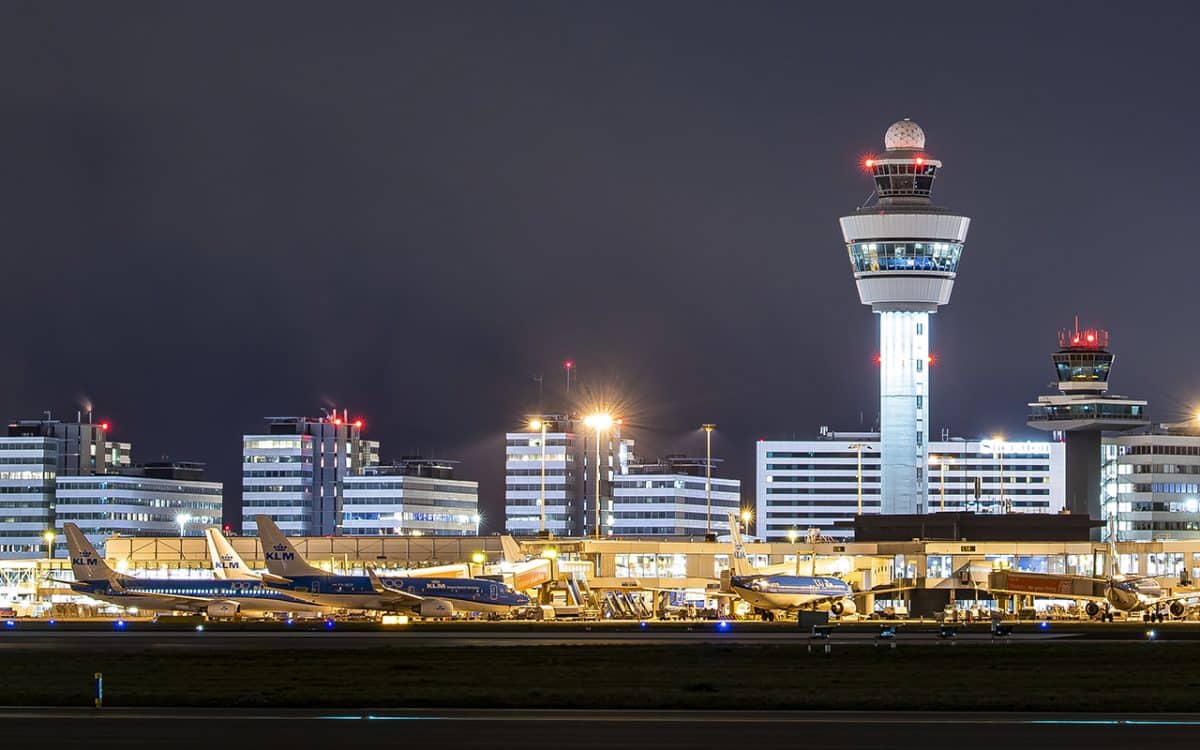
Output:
[353,419,364,429]
[927,354,935,366]
[874,354,882,366]
[914,156,925,165]
[333,417,343,426]
[99,421,111,432]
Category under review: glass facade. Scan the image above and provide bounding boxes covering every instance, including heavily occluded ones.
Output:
[1052,352,1113,384]
[847,241,962,273]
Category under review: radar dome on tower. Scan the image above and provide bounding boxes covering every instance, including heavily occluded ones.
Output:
[884,119,925,150]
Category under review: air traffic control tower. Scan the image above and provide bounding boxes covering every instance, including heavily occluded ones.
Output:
[1028,323,1148,536]
[840,120,971,514]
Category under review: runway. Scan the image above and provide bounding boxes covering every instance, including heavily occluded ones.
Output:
[0,708,1196,749]
[0,626,1177,650]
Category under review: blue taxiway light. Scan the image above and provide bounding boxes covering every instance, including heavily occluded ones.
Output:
[114,619,126,630]
[1039,621,1050,630]
[716,620,731,631]
[4,619,15,629]
[324,619,336,630]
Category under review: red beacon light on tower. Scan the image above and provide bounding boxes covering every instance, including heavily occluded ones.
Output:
[1059,319,1109,350]
[99,421,111,432]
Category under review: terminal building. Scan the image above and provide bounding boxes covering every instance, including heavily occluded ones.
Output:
[757,432,1065,542]
[505,414,633,537]
[610,455,740,537]
[342,457,480,536]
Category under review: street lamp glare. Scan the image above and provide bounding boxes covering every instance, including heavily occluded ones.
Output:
[740,509,753,523]
[584,413,613,430]
[528,418,542,430]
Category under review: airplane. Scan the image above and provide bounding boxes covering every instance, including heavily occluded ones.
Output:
[987,520,1200,622]
[60,523,324,617]
[253,515,531,617]
[725,513,857,620]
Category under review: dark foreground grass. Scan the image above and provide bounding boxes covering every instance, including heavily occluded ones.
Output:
[4,643,1199,710]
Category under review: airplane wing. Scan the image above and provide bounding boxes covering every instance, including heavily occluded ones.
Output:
[975,582,1108,602]
[365,567,425,604]
[1154,590,1200,605]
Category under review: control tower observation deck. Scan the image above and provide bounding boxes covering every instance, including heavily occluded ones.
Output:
[839,119,971,515]
[1028,323,1148,533]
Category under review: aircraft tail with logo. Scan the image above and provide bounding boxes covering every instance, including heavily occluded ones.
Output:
[64,523,124,584]
[727,512,752,577]
[205,527,258,581]
[254,515,330,579]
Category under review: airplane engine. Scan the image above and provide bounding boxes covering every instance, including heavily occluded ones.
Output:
[419,599,454,618]
[1084,601,1100,618]
[1170,601,1187,618]
[206,601,240,619]
[830,599,857,616]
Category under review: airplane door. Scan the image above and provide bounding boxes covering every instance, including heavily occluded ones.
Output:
[310,580,320,593]
[490,584,498,601]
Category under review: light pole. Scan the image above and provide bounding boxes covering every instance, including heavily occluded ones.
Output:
[42,529,56,561]
[848,444,869,515]
[529,418,549,533]
[584,413,613,539]
[929,455,956,511]
[470,551,486,578]
[740,508,753,536]
[991,435,1005,514]
[702,424,716,535]
[175,513,192,561]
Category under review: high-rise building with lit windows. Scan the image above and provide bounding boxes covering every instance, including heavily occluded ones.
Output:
[2,416,220,558]
[840,119,971,514]
[504,414,632,537]
[241,413,378,536]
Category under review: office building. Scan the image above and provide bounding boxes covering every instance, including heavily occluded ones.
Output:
[839,119,971,514]
[56,462,222,552]
[505,413,632,536]
[1028,323,1148,537]
[0,434,57,557]
[342,457,480,536]
[2,417,221,558]
[1103,422,1200,541]
[757,432,1065,541]
[610,455,740,537]
[241,413,378,536]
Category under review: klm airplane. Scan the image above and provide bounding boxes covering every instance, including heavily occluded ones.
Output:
[255,515,531,617]
[727,514,856,617]
[62,523,324,617]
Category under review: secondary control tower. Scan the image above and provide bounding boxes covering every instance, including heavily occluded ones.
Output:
[1028,322,1148,535]
[840,119,971,514]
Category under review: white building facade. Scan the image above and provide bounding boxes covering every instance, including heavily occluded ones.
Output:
[342,460,480,536]
[505,414,632,537]
[56,466,222,553]
[610,457,740,537]
[757,434,1065,541]
[1103,425,1200,541]
[241,415,378,536]
[0,436,57,557]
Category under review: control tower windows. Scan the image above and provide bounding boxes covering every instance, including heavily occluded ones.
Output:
[1053,352,1114,383]
[870,163,938,197]
[848,241,962,273]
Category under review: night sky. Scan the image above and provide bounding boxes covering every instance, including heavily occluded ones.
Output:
[3,2,1198,532]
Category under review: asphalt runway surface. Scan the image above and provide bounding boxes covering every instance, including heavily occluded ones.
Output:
[0,626,1184,650]
[0,708,1196,749]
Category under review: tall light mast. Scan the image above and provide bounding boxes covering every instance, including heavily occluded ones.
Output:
[840,120,971,514]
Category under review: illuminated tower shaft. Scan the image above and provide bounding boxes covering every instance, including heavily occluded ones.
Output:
[840,120,970,515]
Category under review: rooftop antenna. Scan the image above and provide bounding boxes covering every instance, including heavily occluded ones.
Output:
[563,360,574,395]
[533,374,544,411]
